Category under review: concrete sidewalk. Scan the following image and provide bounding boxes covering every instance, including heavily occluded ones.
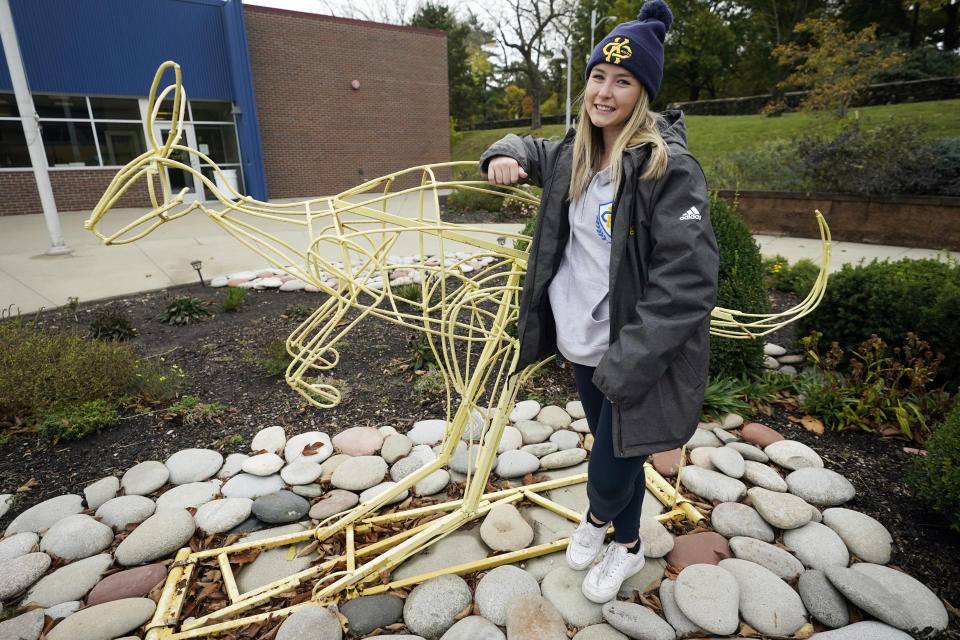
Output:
[0,202,951,316]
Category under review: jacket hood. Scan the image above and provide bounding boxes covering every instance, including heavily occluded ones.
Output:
[656,109,688,150]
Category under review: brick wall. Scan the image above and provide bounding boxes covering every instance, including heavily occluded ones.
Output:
[0,169,154,216]
[244,7,450,198]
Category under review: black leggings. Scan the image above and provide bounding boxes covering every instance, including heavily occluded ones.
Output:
[573,363,648,544]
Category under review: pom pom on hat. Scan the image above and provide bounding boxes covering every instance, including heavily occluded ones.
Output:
[638,0,673,34]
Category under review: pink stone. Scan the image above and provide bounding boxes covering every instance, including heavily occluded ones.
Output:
[331,427,384,457]
[308,489,359,521]
[256,270,275,279]
[652,448,683,477]
[85,564,167,606]
[304,285,321,293]
[227,278,249,287]
[741,422,785,448]
[665,532,731,569]
[279,275,295,282]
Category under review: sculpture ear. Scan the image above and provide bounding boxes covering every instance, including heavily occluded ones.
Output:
[146,61,186,153]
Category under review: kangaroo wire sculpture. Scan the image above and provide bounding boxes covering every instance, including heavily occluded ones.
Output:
[85,62,831,639]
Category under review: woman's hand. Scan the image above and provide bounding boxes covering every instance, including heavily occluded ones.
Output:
[485,156,528,185]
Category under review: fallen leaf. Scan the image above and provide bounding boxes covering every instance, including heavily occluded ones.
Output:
[15,478,37,493]
[801,414,824,434]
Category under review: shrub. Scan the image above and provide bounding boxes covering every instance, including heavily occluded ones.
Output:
[408,334,440,370]
[701,377,752,421]
[795,257,960,391]
[164,395,225,427]
[255,338,292,377]
[38,399,120,443]
[414,369,447,395]
[90,311,137,341]
[909,402,960,532]
[156,297,213,325]
[446,167,506,213]
[709,195,769,378]
[283,304,313,320]
[220,287,249,312]
[133,359,186,402]
[764,255,820,299]
[395,283,423,303]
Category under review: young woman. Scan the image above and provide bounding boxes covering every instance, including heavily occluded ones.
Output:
[481,0,719,603]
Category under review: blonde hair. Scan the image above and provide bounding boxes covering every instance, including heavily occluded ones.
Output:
[568,86,669,201]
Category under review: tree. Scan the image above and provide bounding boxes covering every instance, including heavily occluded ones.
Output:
[771,17,906,118]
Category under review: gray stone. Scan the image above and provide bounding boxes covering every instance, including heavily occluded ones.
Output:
[236,524,312,593]
[0,608,44,640]
[408,419,447,445]
[686,429,721,448]
[851,563,949,636]
[719,557,808,636]
[403,574,473,638]
[549,429,581,450]
[506,594,568,640]
[689,446,715,470]
[710,446,745,478]
[275,604,342,640]
[114,508,196,566]
[242,452,285,476]
[308,490,359,521]
[218,453,249,479]
[45,598,156,640]
[764,355,781,369]
[510,399,541,422]
[252,490,309,523]
[497,425,524,452]
[480,503,534,551]
[24,553,111,607]
[809,621,914,639]
[155,480,222,510]
[393,530,489,580]
[798,569,849,629]
[783,521,849,570]
[619,557,667,598]
[742,460,788,491]
[95,495,156,530]
[475,565,540,625]
[284,431,333,464]
[602,600,675,640]
[571,418,591,433]
[0,495,9,520]
[331,455,387,491]
[359,481,408,505]
[194,498,253,534]
[674,563,740,635]
[44,601,79,619]
[440,616,504,640]
[822,508,894,565]
[390,454,428,482]
[0,552,51,600]
[414,469,450,496]
[515,419,553,444]
[381,433,414,463]
[496,449,541,478]
[280,460,323,485]
[638,516,674,558]
[722,413,745,429]
[765,343,787,356]
[778,354,805,364]
[541,448,588,469]
[659,578,702,637]
[540,565,603,626]
[165,448,223,484]
[221,473,285,499]
[292,483,324,498]
[712,426,738,444]
[710,502,775,542]
[678,466,746,503]
[39,514,113,561]
[748,486,813,529]
[825,566,914,631]
[450,445,497,475]
[120,461,169,496]
[786,467,856,506]
[764,439,823,470]
[522,442,559,457]
[0,532,39,563]
[83,476,119,510]
[537,405,572,428]
[729,536,804,580]
[726,441,768,462]
[4,494,84,536]
[340,594,404,636]
[251,425,286,455]
[572,624,628,640]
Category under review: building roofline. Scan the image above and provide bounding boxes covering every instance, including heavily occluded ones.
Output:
[243,5,447,37]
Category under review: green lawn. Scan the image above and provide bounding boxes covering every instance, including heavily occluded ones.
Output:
[453,99,960,170]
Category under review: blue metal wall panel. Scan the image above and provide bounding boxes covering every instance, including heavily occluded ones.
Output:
[1,0,232,99]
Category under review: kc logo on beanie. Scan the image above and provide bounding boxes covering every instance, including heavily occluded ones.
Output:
[586,0,674,101]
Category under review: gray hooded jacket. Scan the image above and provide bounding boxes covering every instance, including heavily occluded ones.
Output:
[480,110,719,457]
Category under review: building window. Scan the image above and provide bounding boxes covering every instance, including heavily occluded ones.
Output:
[40,120,98,166]
[0,121,29,168]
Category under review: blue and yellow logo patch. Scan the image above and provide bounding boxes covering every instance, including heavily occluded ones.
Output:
[595,201,613,244]
[603,37,632,64]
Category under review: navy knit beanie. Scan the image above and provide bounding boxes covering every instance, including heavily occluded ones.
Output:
[585,0,673,101]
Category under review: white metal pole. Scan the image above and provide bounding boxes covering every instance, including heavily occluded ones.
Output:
[590,8,597,56]
[563,43,571,130]
[0,0,71,255]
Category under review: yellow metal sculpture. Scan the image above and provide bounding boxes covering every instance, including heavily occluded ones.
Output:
[86,62,831,639]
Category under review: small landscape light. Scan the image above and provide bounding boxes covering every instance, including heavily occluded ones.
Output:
[351,79,360,90]
[191,260,206,287]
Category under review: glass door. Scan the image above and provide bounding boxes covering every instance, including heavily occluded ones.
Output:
[154,123,204,203]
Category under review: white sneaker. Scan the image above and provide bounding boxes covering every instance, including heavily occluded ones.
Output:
[581,540,645,603]
[566,509,608,570]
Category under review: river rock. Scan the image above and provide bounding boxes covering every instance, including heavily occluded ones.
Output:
[726,441,768,462]
[280,460,323,485]
[251,425,286,454]
[403,574,473,638]
[541,448,588,469]
[165,448,223,484]
[382,433,414,463]
[120,461,170,496]
[4,494,84,536]
[308,490,359,521]
[506,594,569,640]
[686,429,721,449]
[23,552,110,607]
[748,486,813,529]
[549,429,580,450]
[571,418,591,433]
[537,405,572,428]
[541,565,603,627]
[235,524,312,593]
[475,565,541,625]
[340,594,404,636]
[359,481,408,505]
[95,495,156,530]
[572,624,628,640]
[480,503,534,551]
[86,563,168,606]
[440,615,505,640]
[742,460,788,491]
[822,508,894,564]
[414,469,450,496]
[39,514,113,561]
[195,498,253,533]
[678,466,746,503]
[333,426,384,456]
[515,420,553,444]
[390,454,428,482]
[45,598,156,640]
[851,563,949,636]
[783,521,849,570]
[284,431,333,464]
[765,343,787,356]
[510,400,541,422]
[689,447,715,470]
[719,557,808,636]
[638,516,674,558]
[809,621,915,639]
[0,608,44,640]
[496,449,541,478]
[522,442,559,457]
[329,455,387,491]
[218,453,249,479]
[825,566,914,630]
[252,490,309,523]
[674,563,740,635]
[275,605,342,640]
[658,578,702,637]
[665,531,731,569]
[0,532,38,563]
[497,425,524,452]
[798,569,849,628]
[710,502,775,542]
[710,446,745,478]
[651,448,682,476]
[566,400,586,419]
[83,476,119,510]
[155,480,221,510]
[0,552,50,600]
[741,422,784,448]
[729,536,804,580]
[721,412,745,429]
[242,452,285,476]
[786,467,855,506]
[765,439,823,470]
[114,508,196,566]
[602,600,675,640]
[408,419,447,445]
[449,445,497,475]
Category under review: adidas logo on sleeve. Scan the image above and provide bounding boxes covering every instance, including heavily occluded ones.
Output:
[679,206,702,221]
